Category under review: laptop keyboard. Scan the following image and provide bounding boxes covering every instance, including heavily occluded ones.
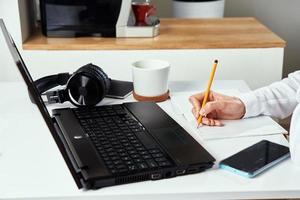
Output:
[73,105,172,175]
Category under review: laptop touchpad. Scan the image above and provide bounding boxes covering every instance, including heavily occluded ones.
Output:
[151,127,213,165]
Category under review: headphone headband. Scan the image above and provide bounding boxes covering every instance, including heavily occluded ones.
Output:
[35,73,71,94]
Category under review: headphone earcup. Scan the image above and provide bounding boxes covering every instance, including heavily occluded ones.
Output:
[84,64,111,94]
[66,64,110,106]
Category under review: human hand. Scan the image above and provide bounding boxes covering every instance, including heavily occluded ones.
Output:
[189,91,246,126]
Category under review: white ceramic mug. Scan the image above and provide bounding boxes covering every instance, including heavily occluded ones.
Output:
[132,59,170,97]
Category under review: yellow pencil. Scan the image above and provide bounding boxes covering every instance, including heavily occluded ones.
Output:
[197,59,219,128]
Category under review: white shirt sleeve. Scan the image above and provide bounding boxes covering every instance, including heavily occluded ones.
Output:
[237,71,300,119]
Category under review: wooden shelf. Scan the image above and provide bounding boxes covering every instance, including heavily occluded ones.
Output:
[23,18,286,50]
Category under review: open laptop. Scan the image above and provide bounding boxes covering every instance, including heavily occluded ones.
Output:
[0,19,215,189]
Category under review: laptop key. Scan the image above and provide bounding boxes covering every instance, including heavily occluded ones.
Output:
[114,145,123,149]
[111,156,120,161]
[106,160,113,165]
[158,161,171,167]
[118,168,128,173]
[99,149,106,154]
[123,143,130,147]
[155,157,167,162]
[137,162,148,169]
[131,154,139,158]
[128,165,138,171]
[107,164,114,169]
[152,153,164,158]
[142,155,151,159]
[149,149,160,154]
[116,164,127,169]
[108,152,117,157]
[133,143,142,148]
[102,153,108,158]
[128,150,137,155]
[117,148,125,153]
[113,160,123,165]
[126,146,135,151]
[106,147,114,152]
[146,159,158,168]
[103,144,112,149]
[103,157,110,161]
[130,139,139,144]
[119,152,128,157]
[111,141,120,146]
[136,147,145,151]
[134,158,143,163]
[140,151,148,155]
[125,161,134,165]
[100,141,110,145]
[122,156,131,161]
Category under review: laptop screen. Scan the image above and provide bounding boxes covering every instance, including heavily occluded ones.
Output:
[0,19,83,188]
[0,19,55,127]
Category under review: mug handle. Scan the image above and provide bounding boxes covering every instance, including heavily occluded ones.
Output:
[145,5,156,18]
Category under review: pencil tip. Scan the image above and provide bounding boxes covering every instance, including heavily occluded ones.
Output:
[197,123,203,128]
[214,59,218,64]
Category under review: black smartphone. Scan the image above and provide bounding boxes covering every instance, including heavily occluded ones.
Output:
[219,140,290,178]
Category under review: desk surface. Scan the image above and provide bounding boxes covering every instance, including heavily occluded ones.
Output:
[22,18,286,50]
[1,80,299,200]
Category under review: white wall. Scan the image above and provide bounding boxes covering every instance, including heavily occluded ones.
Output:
[224,0,300,77]
[0,0,23,81]
[151,0,173,18]
[150,0,300,77]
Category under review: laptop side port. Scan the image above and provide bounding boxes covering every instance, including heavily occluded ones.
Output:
[176,169,186,175]
[187,167,199,174]
[151,173,162,180]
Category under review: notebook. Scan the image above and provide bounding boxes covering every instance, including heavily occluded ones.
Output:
[170,90,287,140]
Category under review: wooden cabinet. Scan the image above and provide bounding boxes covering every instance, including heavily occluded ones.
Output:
[23,18,284,50]
[22,18,285,89]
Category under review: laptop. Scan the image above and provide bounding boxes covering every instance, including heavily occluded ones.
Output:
[0,19,215,189]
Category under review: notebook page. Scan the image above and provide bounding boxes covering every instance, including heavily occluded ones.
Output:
[170,90,287,140]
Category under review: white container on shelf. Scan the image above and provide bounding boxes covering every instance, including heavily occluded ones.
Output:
[173,0,225,18]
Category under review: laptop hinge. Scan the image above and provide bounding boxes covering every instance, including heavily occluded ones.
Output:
[52,118,85,189]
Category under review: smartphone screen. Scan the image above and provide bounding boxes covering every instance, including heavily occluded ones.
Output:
[219,140,290,178]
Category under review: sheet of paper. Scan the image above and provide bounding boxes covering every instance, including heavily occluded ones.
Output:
[170,90,287,140]
[170,89,241,122]
[189,116,287,140]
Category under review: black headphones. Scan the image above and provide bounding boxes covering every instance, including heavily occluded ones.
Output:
[31,63,111,107]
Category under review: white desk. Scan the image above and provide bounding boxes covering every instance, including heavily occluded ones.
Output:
[1,80,300,200]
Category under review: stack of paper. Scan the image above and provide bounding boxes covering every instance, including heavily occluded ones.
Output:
[170,90,287,140]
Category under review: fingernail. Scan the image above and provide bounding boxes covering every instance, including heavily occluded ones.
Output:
[194,113,199,118]
[216,121,224,126]
[199,109,205,116]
